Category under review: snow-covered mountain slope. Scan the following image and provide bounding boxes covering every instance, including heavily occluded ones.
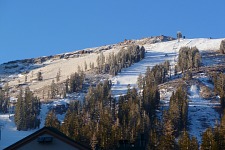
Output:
[111,37,223,143]
[111,38,224,97]
[0,38,223,99]
[145,38,222,53]
[0,37,224,148]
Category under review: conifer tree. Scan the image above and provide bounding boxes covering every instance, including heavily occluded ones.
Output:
[14,88,25,130]
[178,131,198,150]
[50,80,57,99]
[37,71,43,81]
[56,68,61,82]
[45,110,60,129]
[15,88,40,130]
[0,89,9,114]
[201,128,217,150]
[84,61,87,71]
[137,73,144,90]
[178,46,201,72]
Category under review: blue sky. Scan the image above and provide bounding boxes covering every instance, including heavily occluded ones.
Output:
[0,0,225,64]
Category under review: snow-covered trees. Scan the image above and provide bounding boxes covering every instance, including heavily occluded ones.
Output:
[14,87,41,130]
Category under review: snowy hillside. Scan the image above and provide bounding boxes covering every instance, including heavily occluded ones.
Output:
[145,38,222,53]
[111,38,223,97]
[0,37,224,148]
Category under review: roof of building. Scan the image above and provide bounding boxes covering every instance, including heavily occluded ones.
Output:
[4,127,90,150]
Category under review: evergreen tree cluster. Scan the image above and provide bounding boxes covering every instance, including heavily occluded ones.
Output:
[178,46,201,72]
[201,111,225,150]
[14,87,41,131]
[48,71,85,99]
[0,89,9,114]
[46,71,85,99]
[209,72,225,108]
[164,85,188,137]
[45,64,163,149]
[142,66,161,120]
[96,45,145,76]
[47,79,66,99]
[157,85,197,150]
[220,39,225,54]
[44,62,199,149]
[151,61,170,85]
[68,71,85,93]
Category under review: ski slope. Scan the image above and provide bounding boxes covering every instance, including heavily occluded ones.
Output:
[0,38,224,148]
[111,38,223,96]
[188,84,220,142]
[111,38,223,143]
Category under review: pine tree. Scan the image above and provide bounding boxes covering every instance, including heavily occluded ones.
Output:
[56,68,61,82]
[14,88,40,130]
[45,110,60,129]
[158,134,177,150]
[24,75,27,83]
[190,137,199,150]
[37,71,43,81]
[50,80,57,99]
[14,88,25,130]
[201,128,217,150]
[91,132,98,150]
[84,61,87,71]
[178,131,198,150]
[137,73,144,90]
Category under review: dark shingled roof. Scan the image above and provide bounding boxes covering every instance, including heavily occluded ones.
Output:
[4,127,90,150]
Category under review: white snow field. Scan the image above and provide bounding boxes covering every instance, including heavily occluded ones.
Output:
[0,38,224,148]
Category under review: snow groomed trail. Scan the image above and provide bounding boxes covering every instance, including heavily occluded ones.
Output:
[111,51,176,97]
[111,38,223,143]
[188,84,220,143]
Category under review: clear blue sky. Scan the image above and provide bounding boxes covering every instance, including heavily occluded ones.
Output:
[1,0,225,64]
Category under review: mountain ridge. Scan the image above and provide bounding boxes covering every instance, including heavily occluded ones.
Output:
[0,36,223,99]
